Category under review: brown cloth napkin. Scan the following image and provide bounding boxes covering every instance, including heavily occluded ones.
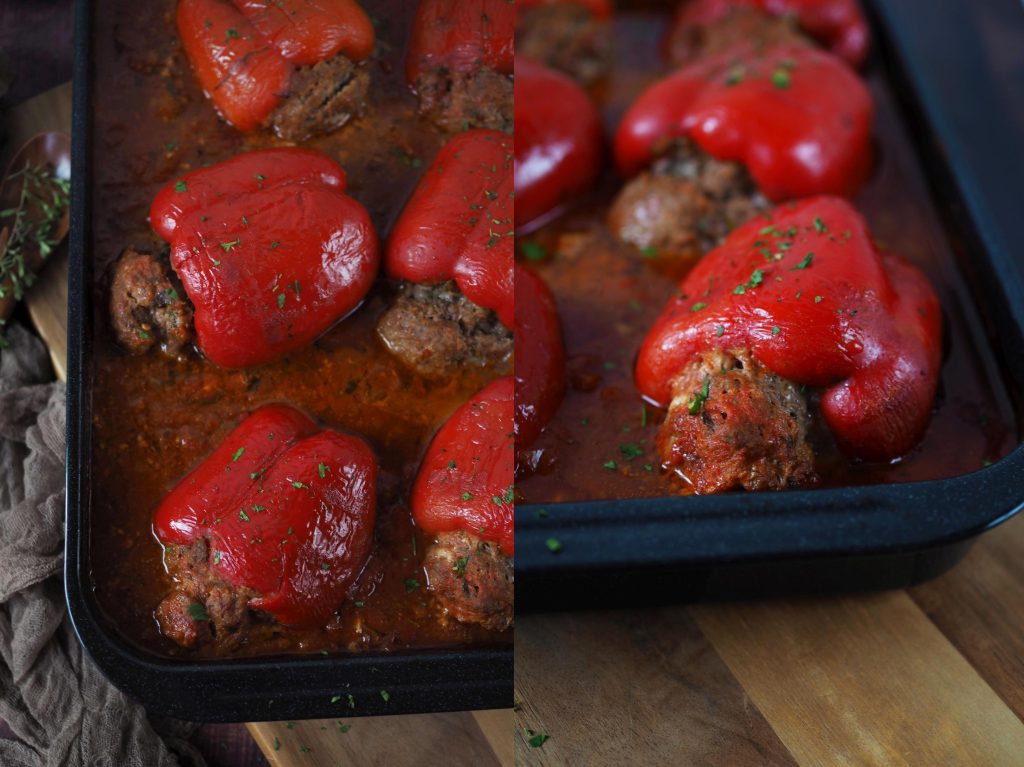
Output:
[0,323,204,767]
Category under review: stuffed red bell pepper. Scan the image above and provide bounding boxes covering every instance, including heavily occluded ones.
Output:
[406,0,514,132]
[635,196,941,494]
[145,147,378,369]
[378,130,513,379]
[516,0,612,86]
[609,44,871,261]
[515,263,566,450]
[177,0,374,140]
[153,404,377,647]
[515,58,603,230]
[667,0,869,68]
[411,377,514,631]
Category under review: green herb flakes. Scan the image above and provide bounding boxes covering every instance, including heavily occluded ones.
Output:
[688,377,711,416]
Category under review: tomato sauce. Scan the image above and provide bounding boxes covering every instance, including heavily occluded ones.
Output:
[89,0,510,658]
[516,10,1018,504]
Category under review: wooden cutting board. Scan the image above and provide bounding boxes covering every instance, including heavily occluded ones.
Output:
[16,81,511,767]
[515,517,1024,765]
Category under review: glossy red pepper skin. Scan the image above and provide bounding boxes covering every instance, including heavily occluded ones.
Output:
[515,58,603,229]
[671,0,869,68]
[233,0,374,66]
[516,0,612,19]
[151,148,379,368]
[406,0,515,84]
[153,404,377,626]
[614,44,872,201]
[636,197,942,461]
[412,377,515,555]
[385,130,513,328]
[177,0,373,131]
[515,263,565,448]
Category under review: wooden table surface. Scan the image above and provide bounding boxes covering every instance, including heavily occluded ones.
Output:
[515,514,1024,765]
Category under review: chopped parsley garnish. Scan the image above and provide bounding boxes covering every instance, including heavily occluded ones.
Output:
[380,690,391,702]
[503,486,514,503]
[813,216,828,233]
[225,27,240,41]
[603,460,617,470]
[320,563,330,571]
[620,443,643,461]
[734,268,764,295]
[212,551,221,565]
[318,462,328,478]
[525,730,550,748]
[231,447,245,462]
[174,180,187,193]
[239,509,250,522]
[545,538,563,553]
[219,239,240,252]
[791,252,814,270]
[814,295,823,303]
[771,68,791,89]
[639,245,658,258]
[331,695,341,703]
[772,325,781,336]
[691,301,707,312]
[716,325,725,337]
[270,241,280,249]
[519,241,547,261]
[688,377,711,415]
[453,556,470,576]
[461,491,473,501]
[163,287,179,301]
[404,578,420,592]
[724,65,745,86]
[291,481,307,489]
[188,602,209,621]
[277,293,286,309]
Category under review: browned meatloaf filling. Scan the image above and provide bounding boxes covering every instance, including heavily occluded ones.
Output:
[376,280,512,380]
[659,349,817,494]
[414,67,513,133]
[423,530,513,632]
[516,3,610,86]
[109,246,193,358]
[609,138,768,261]
[156,539,257,650]
[667,5,811,67]
[269,53,370,141]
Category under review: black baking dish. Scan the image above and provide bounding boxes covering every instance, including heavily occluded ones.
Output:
[64,0,511,722]
[517,0,1024,611]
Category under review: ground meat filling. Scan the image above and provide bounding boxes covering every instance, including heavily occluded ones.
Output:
[516,4,610,86]
[377,280,512,380]
[415,67,513,133]
[609,138,768,260]
[667,5,811,67]
[659,349,817,494]
[156,539,256,650]
[270,54,370,141]
[109,247,194,358]
[424,530,513,632]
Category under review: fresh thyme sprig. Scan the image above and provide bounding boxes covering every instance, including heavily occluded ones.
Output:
[0,163,69,349]
[0,163,70,302]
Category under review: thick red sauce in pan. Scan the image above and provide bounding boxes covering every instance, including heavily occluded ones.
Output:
[516,10,1018,504]
[89,0,511,658]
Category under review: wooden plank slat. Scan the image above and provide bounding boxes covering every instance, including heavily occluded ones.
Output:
[515,609,797,766]
[910,514,1024,720]
[248,710,511,767]
[693,591,1024,767]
